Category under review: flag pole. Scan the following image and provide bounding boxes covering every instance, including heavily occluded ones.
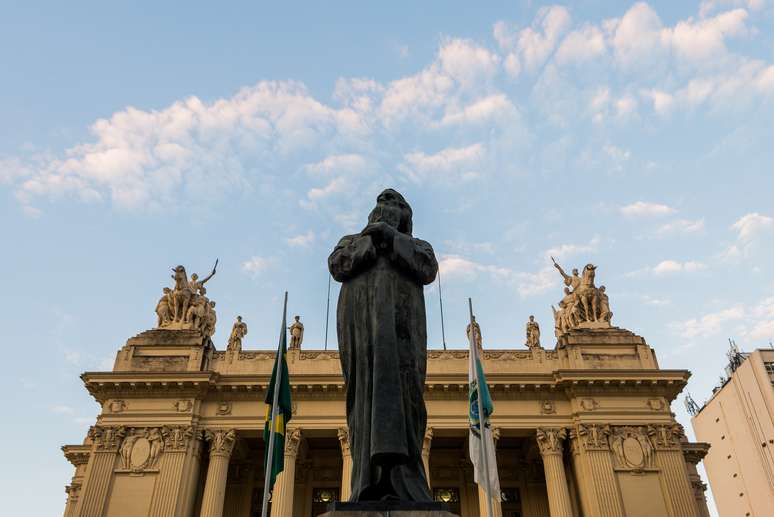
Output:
[438,269,447,350]
[261,291,288,517]
[469,298,494,517]
[324,274,331,350]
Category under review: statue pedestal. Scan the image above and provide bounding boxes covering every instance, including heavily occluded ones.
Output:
[318,501,458,517]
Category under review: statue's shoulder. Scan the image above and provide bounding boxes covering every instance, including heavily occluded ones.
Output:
[335,233,361,245]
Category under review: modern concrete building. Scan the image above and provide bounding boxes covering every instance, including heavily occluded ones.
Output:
[60,269,711,517]
[692,347,774,517]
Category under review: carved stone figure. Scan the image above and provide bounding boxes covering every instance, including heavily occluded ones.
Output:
[188,260,217,296]
[526,315,541,348]
[466,316,483,350]
[202,301,217,338]
[120,434,139,469]
[156,263,218,337]
[147,427,164,467]
[550,259,613,335]
[328,189,438,502]
[228,316,248,351]
[170,265,193,323]
[598,285,612,322]
[288,315,304,349]
[155,288,172,327]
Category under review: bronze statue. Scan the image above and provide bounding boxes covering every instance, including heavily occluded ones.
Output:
[329,189,437,502]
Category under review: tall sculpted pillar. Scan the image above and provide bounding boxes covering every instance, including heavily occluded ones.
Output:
[199,429,236,517]
[269,428,302,516]
[338,427,353,502]
[148,426,203,517]
[536,427,573,517]
[649,424,700,517]
[74,426,125,517]
[569,424,624,517]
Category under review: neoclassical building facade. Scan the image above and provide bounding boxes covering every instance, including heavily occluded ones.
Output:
[61,266,711,517]
[61,326,711,517]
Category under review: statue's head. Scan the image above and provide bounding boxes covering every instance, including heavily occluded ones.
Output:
[294,315,300,321]
[191,273,199,281]
[368,189,413,234]
[163,287,171,293]
[529,315,535,322]
[210,301,216,307]
[585,264,596,272]
[237,315,242,322]
[572,268,579,275]
[564,287,571,294]
[173,265,186,275]
[599,285,606,293]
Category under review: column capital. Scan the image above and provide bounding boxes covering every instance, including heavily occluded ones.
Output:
[570,423,611,452]
[536,427,567,456]
[337,427,350,456]
[204,428,236,458]
[285,427,302,457]
[162,425,201,452]
[647,423,684,450]
[89,425,126,452]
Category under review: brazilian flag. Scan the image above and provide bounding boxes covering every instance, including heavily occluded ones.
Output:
[262,307,292,493]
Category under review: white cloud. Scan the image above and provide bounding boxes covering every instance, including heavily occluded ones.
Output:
[494,6,571,75]
[657,218,706,235]
[304,154,366,175]
[439,94,517,126]
[620,201,676,217]
[699,0,764,18]
[286,231,316,247]
[611,2,668,68]
[437,38,500,88]
[669,8,749,62]
[241,256,276,276]
[555,25,607,65]
[731,212,773,240]
[652,259,708,275]
[674,305,745,338]
[721,212,774,260]
[544,236,601,261]
[399,144,485,183]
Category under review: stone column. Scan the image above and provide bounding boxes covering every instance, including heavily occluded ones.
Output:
[477,427,502,517]
[268,428,302,517]
[199,429,237,517]
[338,427,352,502]
[421,426,433,488]
[74,426,125,517]
[148,426,200,517]
[682,442,711,517]
[649,424,699,517]
[178,430,204,517]
[62,447,90,517]
[536,428,572,517]
[571,424,625,517]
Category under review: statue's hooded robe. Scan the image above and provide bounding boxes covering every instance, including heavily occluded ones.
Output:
[328,189,438,502]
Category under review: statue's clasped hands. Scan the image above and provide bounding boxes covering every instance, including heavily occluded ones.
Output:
[362,222,397,249]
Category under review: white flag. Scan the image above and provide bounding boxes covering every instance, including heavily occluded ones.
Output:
[468,332,501,501]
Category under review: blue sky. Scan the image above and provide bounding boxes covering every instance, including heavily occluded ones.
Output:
[3,1,774,514]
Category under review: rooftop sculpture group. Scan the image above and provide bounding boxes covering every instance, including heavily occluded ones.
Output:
[550,257,612,337]
[155,262,218,338]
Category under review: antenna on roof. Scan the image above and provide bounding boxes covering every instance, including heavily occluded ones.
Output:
[684,392,700,416]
